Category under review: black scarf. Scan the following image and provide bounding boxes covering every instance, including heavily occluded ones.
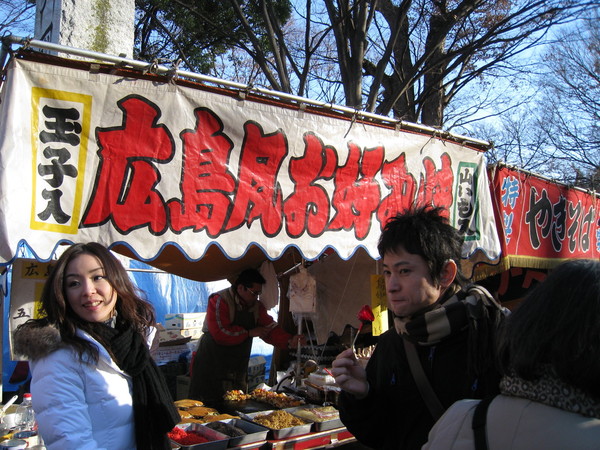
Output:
[91,321,180,450]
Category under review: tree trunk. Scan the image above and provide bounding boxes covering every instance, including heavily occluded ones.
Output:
[420,11,447,127]
[324,0,374,109]
[368,0,417,121]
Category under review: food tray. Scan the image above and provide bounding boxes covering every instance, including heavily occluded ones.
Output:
[170,423,230,450]
[241,410,313,440]
[222,399,272,415]
[214,418,269,447]
[285,405,342,431]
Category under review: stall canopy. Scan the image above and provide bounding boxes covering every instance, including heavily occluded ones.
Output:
[0,50,501,283]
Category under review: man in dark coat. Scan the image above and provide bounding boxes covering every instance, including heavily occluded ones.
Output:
[331,206,507,449]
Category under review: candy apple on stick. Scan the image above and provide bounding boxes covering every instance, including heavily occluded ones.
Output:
[352,304,374,356]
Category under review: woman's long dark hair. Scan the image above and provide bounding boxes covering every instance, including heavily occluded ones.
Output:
[37,242,156,362]
[498,259,600,399]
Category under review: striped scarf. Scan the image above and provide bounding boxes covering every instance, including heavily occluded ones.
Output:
[394,285,507,376]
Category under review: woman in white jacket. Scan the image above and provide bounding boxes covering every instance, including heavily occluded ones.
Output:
[14,242,180,450]
[423,259,600,449]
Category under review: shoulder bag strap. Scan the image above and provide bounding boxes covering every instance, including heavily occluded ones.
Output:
[403,339,445,421]
[472,395,496,450]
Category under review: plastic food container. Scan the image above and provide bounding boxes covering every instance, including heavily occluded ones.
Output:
[0,414,18,430]
[307,372,336,387]
[285,405,343,432]
[242,410,312,440]
[169,423,229,450]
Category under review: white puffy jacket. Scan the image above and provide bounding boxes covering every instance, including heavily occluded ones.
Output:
[16,325,157,450]
[423,395,600,450]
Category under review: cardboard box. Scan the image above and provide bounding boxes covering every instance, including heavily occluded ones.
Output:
[247,356,266,390]
[248,355,266,376]
[247,374,266,390]
[165,312,206,329]
[159,327,203,343]
[153,344,191,365]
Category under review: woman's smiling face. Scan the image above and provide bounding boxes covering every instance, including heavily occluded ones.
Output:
[64,253,117,323]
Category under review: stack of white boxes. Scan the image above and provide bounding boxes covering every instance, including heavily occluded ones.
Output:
[154,312,206,367]
[247,355,267,390]
[159,312,206,400]
[162,312,206,343]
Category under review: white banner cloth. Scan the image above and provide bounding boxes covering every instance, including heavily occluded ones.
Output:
[0,57,501,268]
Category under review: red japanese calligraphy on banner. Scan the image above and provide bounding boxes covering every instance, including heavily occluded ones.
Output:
[490,165,599,268]
[0,56,502,276]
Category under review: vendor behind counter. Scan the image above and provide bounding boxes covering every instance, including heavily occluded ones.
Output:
[187,269,305,408]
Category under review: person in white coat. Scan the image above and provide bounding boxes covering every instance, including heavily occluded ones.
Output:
[423,259,600,450]
[13,242,180,450]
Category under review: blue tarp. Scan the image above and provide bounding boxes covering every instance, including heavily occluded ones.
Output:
[127,259,210,325]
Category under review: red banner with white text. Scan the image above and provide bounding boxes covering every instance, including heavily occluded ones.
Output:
[487,165,599,273]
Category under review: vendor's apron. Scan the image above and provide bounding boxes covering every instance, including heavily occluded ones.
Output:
[188,307,256,406]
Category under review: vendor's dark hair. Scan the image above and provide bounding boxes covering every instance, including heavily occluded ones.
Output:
[498,259,600,399]
[36,242,156,363]
[377,205,468,287]
[234,268,265,289]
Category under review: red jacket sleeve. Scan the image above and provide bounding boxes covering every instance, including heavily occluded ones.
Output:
[256,302,293,349]
[205,293,250,346]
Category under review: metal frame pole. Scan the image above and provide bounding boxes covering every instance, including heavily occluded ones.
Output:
[0,34,491,150]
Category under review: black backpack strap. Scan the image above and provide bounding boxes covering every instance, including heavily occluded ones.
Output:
[472,396,496,450]
[403,339,445,421]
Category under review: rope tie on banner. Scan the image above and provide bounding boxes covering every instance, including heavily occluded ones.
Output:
[89,63,101,78]
[431,128,443,140]
[238,82,254,102]
[394,121,402,134]
[143,59,160,75]
[112,54,129,71]
[344,108,359,138]
[167,59,182,84]
[420,129,444,155]
[297,102,307,118]
[20,36,32,51]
